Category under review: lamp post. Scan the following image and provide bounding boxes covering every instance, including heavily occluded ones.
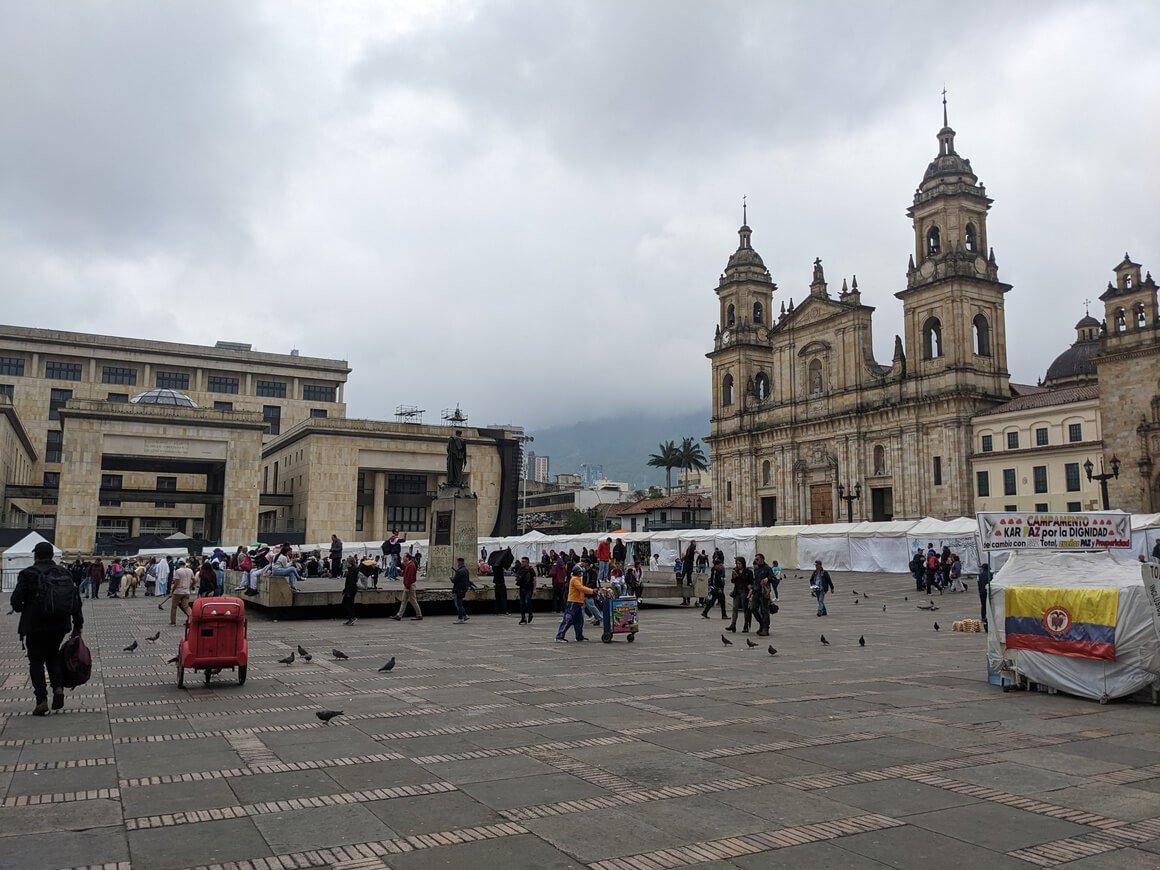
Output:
[1083,455,1120,511]
[686,494,704,529]
[515,434,534,533]
[836,481,862,524]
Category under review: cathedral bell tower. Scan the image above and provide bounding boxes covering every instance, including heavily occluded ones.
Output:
[709,201,776,421]
[895,98,1011,400]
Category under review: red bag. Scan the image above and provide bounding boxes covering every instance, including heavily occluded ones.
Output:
[60,635,92,689]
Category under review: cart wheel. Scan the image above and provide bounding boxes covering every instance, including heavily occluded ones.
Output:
[601,632,612,643]
[237,665,247,686]
[177,664,185,688]
[626,632,636,643]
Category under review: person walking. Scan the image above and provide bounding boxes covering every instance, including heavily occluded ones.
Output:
[726,556,753,633]
[87,559,104,600]
[701,556,727,619]
[489,546,513,615]
[10,541,84,715]
[515,556,536,624]
[341,556,360,626]
[329,535,343,578]
[392,553,423,621]
[596,537,612,584]
[681,540,697,606]
[751,553,773,636]
[769,560,783,600]
[169,559,194,625]
[451,557,470,623]
[977,561,992,632]
[810,560,834,617]
[555,566,592,643]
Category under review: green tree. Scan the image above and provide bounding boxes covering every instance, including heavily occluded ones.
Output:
[561,510,591,534]
[678,437,709,482]
[647,440,681,495]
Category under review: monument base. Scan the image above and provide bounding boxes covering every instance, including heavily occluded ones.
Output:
[426,486,478,584]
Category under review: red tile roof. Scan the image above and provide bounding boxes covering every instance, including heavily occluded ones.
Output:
[974,384,1099,416]
[609,495,712,516]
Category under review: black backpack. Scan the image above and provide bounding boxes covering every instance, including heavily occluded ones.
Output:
[34,564,80,618]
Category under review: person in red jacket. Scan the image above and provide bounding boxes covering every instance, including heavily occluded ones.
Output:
[596,537,612,584]
[392,554,422,621]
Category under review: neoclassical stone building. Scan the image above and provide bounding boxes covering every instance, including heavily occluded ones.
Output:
[708,115,1016,525]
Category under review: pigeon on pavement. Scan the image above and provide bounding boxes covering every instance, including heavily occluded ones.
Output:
[278,652,295,665]
[332,648,349,660]
[721,635,733,646]
[882,604,887,612]
[820,635,830,646]
[123,641,138,652]
[303,653,312,662]
[315,710,343,725]
[746,639,758,648]
[767,645,777,656]
[378,656,396,672]
[859,635,866,647]
[934,622,940,631]
[147,631,161,642]
[297,645,309,657]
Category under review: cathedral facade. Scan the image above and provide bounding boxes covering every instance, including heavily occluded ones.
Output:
[707,117,1015,526]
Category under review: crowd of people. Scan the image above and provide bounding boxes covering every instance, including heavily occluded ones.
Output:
[908,543,967,594]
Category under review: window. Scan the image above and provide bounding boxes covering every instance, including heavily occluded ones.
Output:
[1004,505,1018,512]
[973,314,991,356]
[263,405,282,436]
[355,504,365,533]
[753,301,764,325]
[1003,468,1017,496]
[42,471,59,506]
[722,374,734,406]
[754,372,770,401]
[100,473,123,507]
[976,471,990,497]
[873,445,886,475]
[207,374,239,394]
[155,476,177,509]
[45,430,62,463]
[1033,466,1048,493]
[0,384,12,400]
[302,383,337,402]
[1065,462,1081,492]
[933,456,943,486]
[981,434,993,453]
[965,222,977,253]
[49,388,72,421]
[808,359,823,395]
[1035,427,1048,446]
[659,511,667,523]
[388,473,428,495]
[927,225,941,256]
[1067,501,1081,512]
[726,304,736,327]
[107,392,129,403]
[101,366,137,385]
[387,505,428,533]
[213,401,233,412]
[1007,431,1019,450]
[1068,423,1082,443]
[310,408,327,418]
[922,317,943,359]
[155,371,190,390]
[762,460,771,486]
[0,356,25,376]
[726,480,733,502]
[256,379,287,398]
[1035,503,1049,513]
[46,360,82,381]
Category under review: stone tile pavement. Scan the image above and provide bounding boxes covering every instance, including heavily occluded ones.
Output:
[2,571,1158,869]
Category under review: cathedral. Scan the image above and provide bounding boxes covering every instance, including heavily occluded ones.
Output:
[707,111,1160,526]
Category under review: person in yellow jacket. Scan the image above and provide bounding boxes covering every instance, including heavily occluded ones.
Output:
[555,566,593,643]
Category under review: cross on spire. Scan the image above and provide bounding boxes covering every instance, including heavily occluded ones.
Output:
[742,195,747,226]
[942,86,948,127]
[1083,297,1092,315]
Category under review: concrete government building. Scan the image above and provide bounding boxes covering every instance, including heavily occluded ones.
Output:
[0,326,519,552]
[707,113,1159,526]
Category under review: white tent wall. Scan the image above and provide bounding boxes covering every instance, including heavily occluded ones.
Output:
[986,551,1160,701]
[907,517,982,574]
[756,527,805,573]
[706,528,763,565]
[1,532,63,591]
[849,520,919,573]
[796,523,853,571]
[136,547,189,559]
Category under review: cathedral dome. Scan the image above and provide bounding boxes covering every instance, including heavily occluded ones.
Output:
[1075,314,1099,330]
[1044,338,1099,387]
[129,388,198,408]
[726,226,767,271]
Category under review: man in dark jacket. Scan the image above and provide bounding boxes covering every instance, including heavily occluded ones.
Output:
[10,542,84,715]
[452,557,470,623]
[489,547,514,615]
[515,556,537,625]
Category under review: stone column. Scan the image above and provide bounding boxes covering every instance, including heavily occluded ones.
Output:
[426,489,478,583]
[56,422,103,553]
[221,429,262,547]
[371,471,386,541]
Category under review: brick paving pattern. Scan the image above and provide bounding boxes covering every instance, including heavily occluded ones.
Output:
[3,570,1158,868]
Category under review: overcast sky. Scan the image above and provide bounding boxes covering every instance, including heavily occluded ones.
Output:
[2,1,1157,430]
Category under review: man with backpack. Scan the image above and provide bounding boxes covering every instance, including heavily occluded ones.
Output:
[10,541,84,716]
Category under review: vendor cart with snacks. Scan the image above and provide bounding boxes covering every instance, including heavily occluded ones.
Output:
[600,594,639,643]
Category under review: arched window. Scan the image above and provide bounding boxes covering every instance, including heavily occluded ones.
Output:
[1126,275,1133,289]
[755,372,770,401]
[873,445,886,475]
[973,314,991,356]
[808,359,823,395]
[762,460,771,486]
[722,373,734,405]
[753,301,764,325]
[922,317,943,359]
[926,226,941,256]
[726,304,736,327]
[965,223,977,253]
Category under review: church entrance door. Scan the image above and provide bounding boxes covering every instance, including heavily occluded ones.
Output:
[809,484,833,524]
[871,487,893,522]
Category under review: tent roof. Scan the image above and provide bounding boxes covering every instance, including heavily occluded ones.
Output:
[849,520,919,537]
[798,522,858,537]
[993,550,1143,589]
[908,516,977,536]
[756,525,808,538]
[2,531,60,555]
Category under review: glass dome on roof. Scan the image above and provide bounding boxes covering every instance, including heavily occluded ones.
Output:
[129,388,198,408]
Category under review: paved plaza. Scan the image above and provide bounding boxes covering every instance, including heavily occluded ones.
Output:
[2,572,1159,870]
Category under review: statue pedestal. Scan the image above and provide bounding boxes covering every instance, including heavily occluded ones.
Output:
[426,486,478,584]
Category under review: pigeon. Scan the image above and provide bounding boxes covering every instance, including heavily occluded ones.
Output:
[315,710,343,725]
[851,590,859,596]
[859,635,865,647]
[854,598,859,605]
[820,635,830,646]
[297,644,309,656]
[767,645,777,656]
[332,648,349,660]
[934,622,940,631]
[167,655,179,664]
[862,593,869,600]
[746,639,758,648]
[721,635,733,646]
[123,641,138,652]
[147,631,161,642]
[904,596,908,601]
[303,653,312,662]
[278,652,295,665]
[882,604,887,612]
[378,656,396,672]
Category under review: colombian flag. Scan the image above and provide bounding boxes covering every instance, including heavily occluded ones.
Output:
[1005,586,1118,662]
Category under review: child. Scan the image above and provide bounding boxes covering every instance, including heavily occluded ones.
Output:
[673,557,683,580]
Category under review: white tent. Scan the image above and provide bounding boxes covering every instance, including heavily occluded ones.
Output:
[907,516,982,573]
[796,522,854,570]
[987,551,1160,701]
[756,526,806,572]
[136,547,189,559]
[705,528,764,564]
[849,520,919,573]
[2,532,63,591]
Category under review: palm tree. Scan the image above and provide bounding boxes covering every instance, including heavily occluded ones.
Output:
[647,440,681,495]
[677,437,709,484]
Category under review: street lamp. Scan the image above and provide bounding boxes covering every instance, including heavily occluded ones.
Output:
[515,434,534,532]
[685,494,704,529]
[1083,454,1120,511]
[836,481,862,524]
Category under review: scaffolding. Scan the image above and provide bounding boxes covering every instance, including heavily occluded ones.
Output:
[394,405,425,425]
[440,405,469,427]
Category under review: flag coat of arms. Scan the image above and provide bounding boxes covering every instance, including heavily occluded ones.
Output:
[1004,586,1118,662]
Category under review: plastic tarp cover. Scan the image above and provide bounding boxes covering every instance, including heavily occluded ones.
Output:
[848,520,919,573]
[986,551,1160,700]
[796,523,854,570]
[756,526,805,572]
